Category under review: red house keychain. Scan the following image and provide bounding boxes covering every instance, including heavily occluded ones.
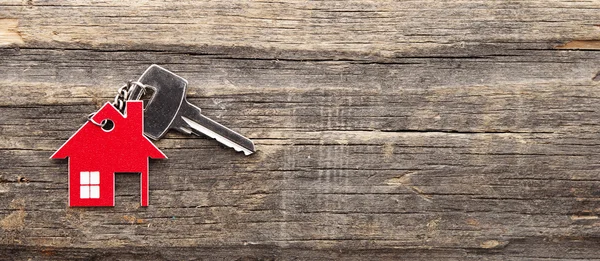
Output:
[51,65,255,207]
[51,101,166,207]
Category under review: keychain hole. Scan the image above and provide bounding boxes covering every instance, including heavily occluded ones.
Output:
[140,88,155,109]
[102,119,115,132]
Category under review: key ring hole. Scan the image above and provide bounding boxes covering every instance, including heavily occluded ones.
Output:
[101,119,115,132]
[139,87,155,109]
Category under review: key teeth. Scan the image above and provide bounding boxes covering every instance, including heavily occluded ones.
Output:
[211,132,254,155]
[233,146,254,156]
[181,116,254,156]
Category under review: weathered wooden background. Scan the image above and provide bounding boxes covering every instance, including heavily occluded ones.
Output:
[1,0,600,260]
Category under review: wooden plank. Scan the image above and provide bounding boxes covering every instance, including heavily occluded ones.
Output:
[1,0,599,53]
[1,0,600,260]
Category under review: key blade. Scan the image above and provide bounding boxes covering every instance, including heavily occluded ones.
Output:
[180,104,255,155]
[182,116,255,155]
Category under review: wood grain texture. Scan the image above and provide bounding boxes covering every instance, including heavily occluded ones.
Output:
[1,0,600,260]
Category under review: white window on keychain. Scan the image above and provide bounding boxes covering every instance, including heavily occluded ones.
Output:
[80,171,100,199]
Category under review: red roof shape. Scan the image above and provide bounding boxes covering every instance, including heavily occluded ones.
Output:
[51,101,166,160]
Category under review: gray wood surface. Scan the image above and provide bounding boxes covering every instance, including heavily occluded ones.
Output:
[1,0,600,260]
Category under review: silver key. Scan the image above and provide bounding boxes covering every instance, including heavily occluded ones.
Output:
[129,65,255,155]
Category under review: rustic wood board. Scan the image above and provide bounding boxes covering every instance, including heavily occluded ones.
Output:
[1,0,600,260]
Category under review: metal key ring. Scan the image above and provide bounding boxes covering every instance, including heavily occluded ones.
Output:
[87,113,107,127]
[126,81,148,99]
[129,81,147,90]
[112,81,148,113]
